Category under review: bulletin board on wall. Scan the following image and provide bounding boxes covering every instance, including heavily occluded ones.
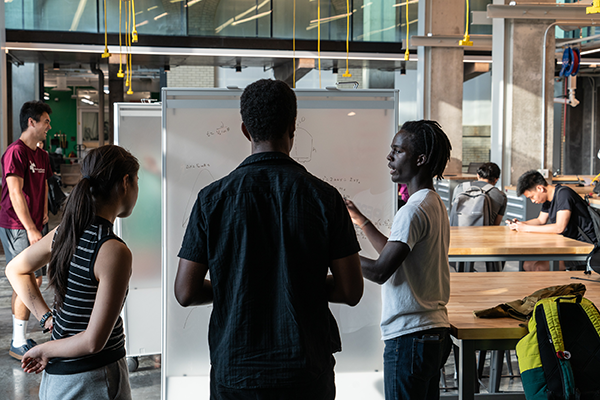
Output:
[162,87,398,399]
[113,103,162,364]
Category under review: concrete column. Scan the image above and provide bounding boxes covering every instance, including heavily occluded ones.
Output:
[490,0,508,188]
[417,0,464,174]
[0,0,7,152]
[490,0,555,185]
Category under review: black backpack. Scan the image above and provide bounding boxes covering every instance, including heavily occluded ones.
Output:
[579,195,600,274]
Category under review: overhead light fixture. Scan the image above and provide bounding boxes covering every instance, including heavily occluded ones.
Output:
[332,66,339,74]
[164,65,170,71]
[235,65,242,73]
[53,62,60,70]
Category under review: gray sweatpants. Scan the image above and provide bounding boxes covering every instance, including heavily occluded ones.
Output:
[39,357,132,400]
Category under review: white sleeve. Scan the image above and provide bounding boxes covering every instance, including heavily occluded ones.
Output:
[388,205,425,250]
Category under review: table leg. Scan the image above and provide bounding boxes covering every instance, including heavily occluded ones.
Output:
[458,339,477,400]
[489,350,504,393]
[550,260,559,271]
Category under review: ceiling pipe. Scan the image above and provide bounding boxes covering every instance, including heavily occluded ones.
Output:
[541,22,560,171]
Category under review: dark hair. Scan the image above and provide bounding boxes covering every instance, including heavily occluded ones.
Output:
[240,79,297,142]
[48,145,139,311]
[20,101,52,133]
[516,170,547,196]
[477,162,501,181]
[399,120,452,180]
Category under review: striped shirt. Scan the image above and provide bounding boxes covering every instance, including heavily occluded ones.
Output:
[46,217,127,375]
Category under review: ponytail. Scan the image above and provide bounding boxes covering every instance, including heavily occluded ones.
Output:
[47,145,139,311]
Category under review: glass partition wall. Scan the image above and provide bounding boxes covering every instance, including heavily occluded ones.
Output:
[5,0,420,42]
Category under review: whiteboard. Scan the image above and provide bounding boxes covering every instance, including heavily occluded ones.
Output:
[114,103,162,358]
[162,88,398,399]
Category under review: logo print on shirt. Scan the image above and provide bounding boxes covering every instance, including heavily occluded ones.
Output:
[29,161,45,174]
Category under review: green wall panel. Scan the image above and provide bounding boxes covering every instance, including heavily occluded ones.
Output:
[44,87,77,158]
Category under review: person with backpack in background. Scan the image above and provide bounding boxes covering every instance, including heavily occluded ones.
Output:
[449,162,507,271]
[510,170,597,271]
[450,162,507,227]
[0,101,53,361]
[472,163,507,226]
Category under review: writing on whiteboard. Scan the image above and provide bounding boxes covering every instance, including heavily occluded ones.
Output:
[185,163,211,170]
[206,122,230,138]
[354,218,394,241]
[322,176,363,196]
[291,128,314,163]
[182,167,216,228]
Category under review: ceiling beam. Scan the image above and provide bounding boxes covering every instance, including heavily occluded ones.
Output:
[487,3,600,23]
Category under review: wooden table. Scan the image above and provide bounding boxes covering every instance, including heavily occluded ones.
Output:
[551,175,594,184]
[448,271,600,400]
[449,226,593,271]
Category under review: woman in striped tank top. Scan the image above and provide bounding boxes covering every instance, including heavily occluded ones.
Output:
[6,145,139,400]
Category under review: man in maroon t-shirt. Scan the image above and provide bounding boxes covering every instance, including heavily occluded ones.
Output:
[0,101,53,360]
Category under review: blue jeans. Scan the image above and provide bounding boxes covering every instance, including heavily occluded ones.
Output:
[383,327,452,400]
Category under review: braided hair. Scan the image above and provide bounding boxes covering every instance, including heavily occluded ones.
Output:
[399,120,452,180]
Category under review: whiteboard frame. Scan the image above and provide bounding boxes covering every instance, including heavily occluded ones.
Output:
[114,102,163,360]
[161,87,399,400]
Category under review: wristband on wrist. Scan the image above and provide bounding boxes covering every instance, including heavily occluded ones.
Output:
[40,310,52,329]
[359,219,371,229]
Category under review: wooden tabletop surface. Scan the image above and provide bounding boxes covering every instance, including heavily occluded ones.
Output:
[449,226,593,256]
[440,173,478,181]
[504,183,595,195]
[448,271,600,340]
[552,175,594,183]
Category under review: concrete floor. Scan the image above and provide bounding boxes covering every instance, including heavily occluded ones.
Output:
[0,204,162,400]
[0,256,162,400]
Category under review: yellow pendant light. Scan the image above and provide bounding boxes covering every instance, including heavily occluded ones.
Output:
[102,0,111,58]
[342,0,351,77]
[459,0,473,46]
[117,0,125,78]
[131,0,138,42]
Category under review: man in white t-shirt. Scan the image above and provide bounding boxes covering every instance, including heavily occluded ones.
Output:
[346,120,453,400]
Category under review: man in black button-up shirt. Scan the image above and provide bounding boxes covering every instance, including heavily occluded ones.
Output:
[175,79,363,400]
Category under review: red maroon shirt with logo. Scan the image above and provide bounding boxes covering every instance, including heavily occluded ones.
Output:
[0,140,53,231]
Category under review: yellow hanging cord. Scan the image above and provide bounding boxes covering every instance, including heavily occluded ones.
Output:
[342,0,351,77]
[125,0,130,88]
[131,0,138,42]
[117,0,124,78]
[127,0,134,94]
[404,0,409,61]
[293,0,296,88]
[459,0,473,46]
[102,0,111,58]
[317,0,321,88]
